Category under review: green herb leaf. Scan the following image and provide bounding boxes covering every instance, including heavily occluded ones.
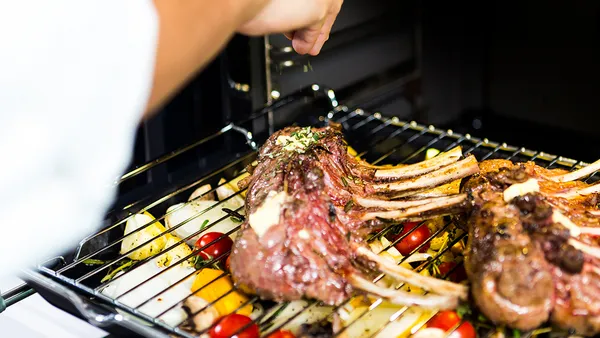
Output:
[477,313,489,323]
[344,200,354,213]
[513,328,521,338]
[341,176,348,187]
[200,219,209,230]
[82,259,105,266]
[101,260,134,283]
[456,303,472,318]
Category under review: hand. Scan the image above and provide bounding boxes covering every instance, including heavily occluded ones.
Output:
[238,0,343,56]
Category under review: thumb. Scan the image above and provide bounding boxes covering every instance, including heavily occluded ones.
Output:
[291,20,325,55]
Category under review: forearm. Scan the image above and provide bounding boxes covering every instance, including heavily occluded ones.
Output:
[145,0,268,117]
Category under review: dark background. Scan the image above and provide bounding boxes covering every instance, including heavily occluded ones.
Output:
[134,0,600,172]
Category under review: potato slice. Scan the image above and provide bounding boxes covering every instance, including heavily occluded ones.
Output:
[120,213,168,260]
[165,200,244,245]
[155,234,194,268]
[189,184,215,201]
[216,178,245,208]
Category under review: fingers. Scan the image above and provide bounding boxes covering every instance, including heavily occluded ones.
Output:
[307,12,336,55]
[291,20,325,55]
[292,0,342,56]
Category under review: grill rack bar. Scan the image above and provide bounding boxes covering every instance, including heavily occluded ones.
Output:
[31,84,599,338]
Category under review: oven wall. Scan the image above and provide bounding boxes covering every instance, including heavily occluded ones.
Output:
[417,1,600,161]
[486,1,600,136]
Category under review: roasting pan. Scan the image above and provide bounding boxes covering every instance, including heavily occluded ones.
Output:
[17,84,598,338]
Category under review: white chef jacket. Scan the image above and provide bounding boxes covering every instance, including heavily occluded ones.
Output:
[0,1,159,278]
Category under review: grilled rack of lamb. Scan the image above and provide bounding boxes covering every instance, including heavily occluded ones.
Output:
[460,158,600,335]
[229,125,479,310]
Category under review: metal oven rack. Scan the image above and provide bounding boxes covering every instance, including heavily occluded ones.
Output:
[21,85,598,338]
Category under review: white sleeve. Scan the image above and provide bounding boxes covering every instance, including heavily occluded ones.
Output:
[0,1,159,277]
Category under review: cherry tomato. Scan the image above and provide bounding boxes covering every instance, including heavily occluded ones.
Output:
[209,314,259,338]
[195,232,233,263]
[437,262,467,282]
[427,310,476,338]
[388,222,431,255]
[267,330,296,338]
[226,255,232,271]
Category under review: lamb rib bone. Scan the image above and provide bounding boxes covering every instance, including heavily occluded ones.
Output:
[369,155,479,194]
[374,146,463,180]
[354,246,468,299]
[546,159,600,182]
[361,194,467,221]
[353,195,458,210]
[551,182,600,199]
[348,275,459,310]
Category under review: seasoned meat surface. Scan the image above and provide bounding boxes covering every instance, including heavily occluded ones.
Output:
[461,159,600,335]
[230,126,376,305]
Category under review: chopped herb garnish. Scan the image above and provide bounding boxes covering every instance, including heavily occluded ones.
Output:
[477,313,489,323]
[344,200,354,213]
[275,127,321,154]
[341,176,348,187]
[346,231,351,241]
[456,303,472,318]
[101,260,134,283]
[200,219,209,230]
[512,329,521,338]
[82,259,105,266]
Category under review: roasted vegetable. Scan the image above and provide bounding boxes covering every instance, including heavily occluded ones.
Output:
[189,184,216,201]
[156,234,194,268]
[165,199,244,245]
[120,212,168,260]
[261,301,332,336]
[191,268,253,317]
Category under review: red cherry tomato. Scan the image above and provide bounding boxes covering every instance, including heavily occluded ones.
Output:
[226,255,232,271]
[195,232,233,263]
[267,330,296,338]
[388,222,431,255]
[209,314,259,338]
[437,262,467,282]
[427,310,476,338]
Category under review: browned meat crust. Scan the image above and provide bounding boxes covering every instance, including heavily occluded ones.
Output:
[461,159,600,335]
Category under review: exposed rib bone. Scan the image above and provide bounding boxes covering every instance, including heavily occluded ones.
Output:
[355,246,468,299]
[361,194,467,221]
[546,159,600,182]
[348,275,459,310]
[390,181,461,200]
[552,182,600,199]
[354,195,458,210]
[374,147,463,180]
[553,210,600,237]
[369,156,479,194]
[569,238,600,260]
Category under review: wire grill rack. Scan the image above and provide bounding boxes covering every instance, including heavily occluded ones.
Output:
[27,85,598,338]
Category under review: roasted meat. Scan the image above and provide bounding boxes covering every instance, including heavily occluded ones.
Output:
[461,158,600,335]
[229,125,479,309]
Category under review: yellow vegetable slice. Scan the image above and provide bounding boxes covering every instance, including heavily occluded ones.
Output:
[425,148,440,160]
[227,172,251,198]
[347,146,358,157]
[191,268,252,316]
[155,235,194,268]
[121,213,168,261]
